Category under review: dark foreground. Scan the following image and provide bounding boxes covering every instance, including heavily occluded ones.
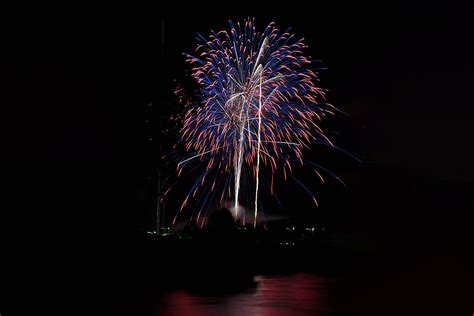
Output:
[5,227,473,316]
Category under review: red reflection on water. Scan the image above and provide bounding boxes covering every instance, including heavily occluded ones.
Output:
[156,273,329,316]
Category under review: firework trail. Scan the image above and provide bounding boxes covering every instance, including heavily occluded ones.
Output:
[173,18,338,227]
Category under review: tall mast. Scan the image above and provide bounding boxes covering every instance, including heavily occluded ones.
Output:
[156,18,165,235]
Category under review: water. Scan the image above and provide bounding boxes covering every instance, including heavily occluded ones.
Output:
[155,273,329,316]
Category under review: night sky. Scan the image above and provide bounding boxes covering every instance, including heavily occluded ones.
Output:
[2,3,473,314]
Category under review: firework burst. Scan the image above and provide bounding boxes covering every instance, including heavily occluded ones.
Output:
[171,18,339,227]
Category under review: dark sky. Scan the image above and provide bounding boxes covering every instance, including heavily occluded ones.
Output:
[1,3,473,313]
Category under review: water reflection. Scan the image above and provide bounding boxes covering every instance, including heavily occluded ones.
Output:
[156,273,328,316]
